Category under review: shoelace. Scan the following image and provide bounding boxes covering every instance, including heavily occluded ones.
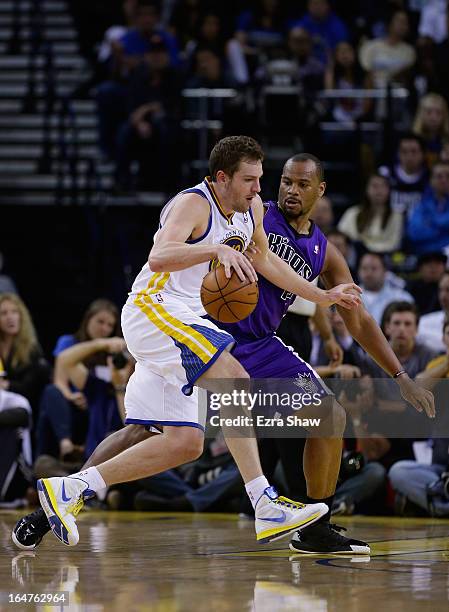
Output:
[272,496,306,510]
[66,495,84,517]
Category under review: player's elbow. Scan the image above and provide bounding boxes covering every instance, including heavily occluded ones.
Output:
[148,250,165,272]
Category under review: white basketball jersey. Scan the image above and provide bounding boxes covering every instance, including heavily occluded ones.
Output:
[129,178,255,315]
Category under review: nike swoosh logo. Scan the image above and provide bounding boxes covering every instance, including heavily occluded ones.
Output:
[61,482,71,503]
[259,511,287,523]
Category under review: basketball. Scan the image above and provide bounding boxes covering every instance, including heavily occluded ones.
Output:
[200,265,259,323]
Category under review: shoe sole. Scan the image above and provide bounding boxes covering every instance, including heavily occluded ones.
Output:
[37,479,75,546]
[257,510,324,544]
[288,544,371,555]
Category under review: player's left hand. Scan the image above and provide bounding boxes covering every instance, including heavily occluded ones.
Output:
[396,374,435,418]
[323,283,362,309]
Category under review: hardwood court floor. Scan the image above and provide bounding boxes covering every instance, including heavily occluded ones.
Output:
[1,511,449,611]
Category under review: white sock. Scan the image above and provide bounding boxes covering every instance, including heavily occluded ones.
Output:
[70,467,107,493]
[245,475,270,509]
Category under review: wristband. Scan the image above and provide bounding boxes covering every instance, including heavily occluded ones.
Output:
[393,370,406,379]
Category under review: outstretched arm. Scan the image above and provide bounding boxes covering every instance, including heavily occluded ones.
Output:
[320,242,435,417]
[249,197,361,308]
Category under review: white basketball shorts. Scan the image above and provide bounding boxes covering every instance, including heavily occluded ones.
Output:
[121,291,234,431]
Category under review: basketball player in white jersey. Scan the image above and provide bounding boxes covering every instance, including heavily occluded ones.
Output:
[35,136,362,548]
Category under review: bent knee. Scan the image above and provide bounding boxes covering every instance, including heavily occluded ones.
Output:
[166,428,204,463]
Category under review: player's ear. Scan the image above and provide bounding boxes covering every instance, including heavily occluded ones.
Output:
[215,170,227,184]
[319,181,326,197]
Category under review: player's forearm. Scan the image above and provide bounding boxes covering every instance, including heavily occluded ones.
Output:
[343,309,402,376]
[255,251,327,304]
[149,242,217,272]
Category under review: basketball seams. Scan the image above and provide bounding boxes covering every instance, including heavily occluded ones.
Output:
[201,286,258,307]
[200,267,259,322]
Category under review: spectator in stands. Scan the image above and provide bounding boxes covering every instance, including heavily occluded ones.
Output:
[186,48,235,89]
[324,41,373,123]
[97,0,138,75]
[184,12,227,61]
[379,133,429,218]
[179,10,249,86]
[235,0,286,52]
[96,0,179,159]
[326,229,358,279]
[36,335,130,479]
[407,252,447,317]
[0,294,50,415]
[358,301,437,469]
[418,271,449,354]
[337,174,403,254]
[288,0,349,64]
[389,319,449,517]
[284,26,326,92]
[418,0,447,44]
[311,195,334,233]
[357,253,414,324]
[114,34,183,191]
[406,160,449,255]
[310,306,362,370]
[114,0,179,70]
[0,388,33,508]
[331,448,386,517]
[412,93,449,166]
[0,252,17,295]
[36,299,120,462]
[359,10,416,89]
[232,0,289,85]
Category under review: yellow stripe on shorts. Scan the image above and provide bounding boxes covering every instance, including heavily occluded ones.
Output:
[138,271,220,358]
[134,292,216,363]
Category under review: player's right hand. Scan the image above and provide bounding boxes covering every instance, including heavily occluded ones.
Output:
[323,283,362,309]
[396,374,436,418]
[216,244,258,283]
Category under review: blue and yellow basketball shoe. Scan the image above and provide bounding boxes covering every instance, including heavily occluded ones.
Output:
[37,476,92,546]
[255,487,328,543]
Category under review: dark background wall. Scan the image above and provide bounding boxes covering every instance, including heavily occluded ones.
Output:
[1,205,162,357]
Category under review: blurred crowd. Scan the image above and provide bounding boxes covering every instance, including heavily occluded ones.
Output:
[1,0,449,519]
[66,0,449,195]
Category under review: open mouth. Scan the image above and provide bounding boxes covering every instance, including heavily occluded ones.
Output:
[285,198,300,206]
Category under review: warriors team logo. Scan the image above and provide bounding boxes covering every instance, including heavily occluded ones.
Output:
[293,373,318,394]
[209,234,247,271]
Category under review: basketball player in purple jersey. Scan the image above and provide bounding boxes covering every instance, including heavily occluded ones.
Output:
[12,150,434,552]
[227,153,435,553]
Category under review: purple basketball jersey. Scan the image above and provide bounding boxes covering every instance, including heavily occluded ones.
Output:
[222,201,328,341]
